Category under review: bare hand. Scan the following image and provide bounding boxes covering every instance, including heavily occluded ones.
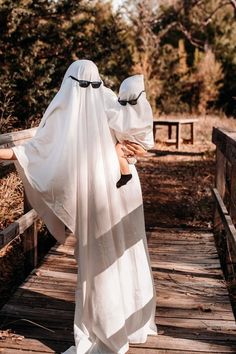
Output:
[0,148,17,160]
[122,141,147,157]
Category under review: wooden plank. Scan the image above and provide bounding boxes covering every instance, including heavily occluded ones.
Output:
[212,127,236,165]
[156,307,234,320]
[0,337,71,353]
[229,164,236,225]
[147,230,215,241]
[42,254,77,263]
[0,222,19,248]
[215,148,226,198]
[23,192,37,270]
[156,317,236,331]
[157,295,233,311]
[18,287,75,301]
[20,276,76,289]
[151,260,222,277]
[168,124,172,140]
[1,226,236,353]
[154,271,227,288]
[0,128,37,166]
[131,334,236,352]
[7,294,75,312]
[34,269,77,281]
[0,350,50,354]
[190,122,194,144]
[150,255,220,264]
[176,122,181,149]
[1,304,74,323]
[156,281,228,297]
[212,187,236,255]
[0,209,38,249]
[128,350,219,354]
[153,118,199,124]
[0,127,37,145]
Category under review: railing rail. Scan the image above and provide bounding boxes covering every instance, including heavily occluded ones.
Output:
[0,127,37,167]
[212,127,236,277]
[0,127,39,270]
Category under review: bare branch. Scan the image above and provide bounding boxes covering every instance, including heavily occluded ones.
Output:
[203,1,235,26]
[178,23,204,49]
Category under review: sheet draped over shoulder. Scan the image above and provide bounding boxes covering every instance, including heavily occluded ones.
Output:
[12,60,157,354]
[106,74,154,150]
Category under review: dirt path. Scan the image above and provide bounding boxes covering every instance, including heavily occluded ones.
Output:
[137,142,215,231]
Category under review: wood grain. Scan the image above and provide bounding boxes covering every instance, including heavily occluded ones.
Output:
[0,228,236,353]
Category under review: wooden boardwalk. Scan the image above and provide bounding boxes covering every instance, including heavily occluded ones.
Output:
[0,227,236,353]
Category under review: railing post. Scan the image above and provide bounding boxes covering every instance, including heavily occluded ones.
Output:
[214,147,226,234]
[229,164,236,225]
[229,164,236,276]
[23,191,38,272]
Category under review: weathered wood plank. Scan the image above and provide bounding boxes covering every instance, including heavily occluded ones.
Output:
[1,227,236,353]
[154,271,227,288]
[156,307,234,320]
[0,127,37,146]
[34,269,77,281]
[128,350,218,354]
[212,127,236,165]
[131,334,236,352]
[0,337,71,353]
[212,187,236,255]
[151,261,222,277]
[0,209,38,249]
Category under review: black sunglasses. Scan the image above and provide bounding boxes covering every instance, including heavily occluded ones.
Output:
[118,90,145,106]
[69,75,102,88]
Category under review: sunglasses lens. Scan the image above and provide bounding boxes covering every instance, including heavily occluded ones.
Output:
[118,99,127,106]
[79,81,90,88]
[129,99,137,105]
[91,82,102,88]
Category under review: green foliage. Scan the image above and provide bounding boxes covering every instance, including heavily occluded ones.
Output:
[126,0,236,115]
[0,0,235,128]
[0,0,133,132]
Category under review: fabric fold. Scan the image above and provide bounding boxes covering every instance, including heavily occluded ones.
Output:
[12,60,157,353]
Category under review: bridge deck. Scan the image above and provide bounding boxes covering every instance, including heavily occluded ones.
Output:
[0,227,236,353]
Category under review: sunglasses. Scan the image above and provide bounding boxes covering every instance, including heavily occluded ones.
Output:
[69,75,102,88]
[118,90,145,106]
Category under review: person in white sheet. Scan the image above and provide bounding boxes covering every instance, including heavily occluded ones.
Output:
[0,60,157,354]
[112,75,154,188]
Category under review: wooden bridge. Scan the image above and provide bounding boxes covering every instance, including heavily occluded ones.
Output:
[0,127,236,353]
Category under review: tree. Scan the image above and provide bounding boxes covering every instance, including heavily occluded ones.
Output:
[126,0,236,115]
[0,0,133,132]
[123,0,161,111]
[195,48,223,114]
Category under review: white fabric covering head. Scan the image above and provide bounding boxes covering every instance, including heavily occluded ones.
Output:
[107,74,154,150]
[13,59,122,237]
[119,74,144,100]
[13,60,157,353]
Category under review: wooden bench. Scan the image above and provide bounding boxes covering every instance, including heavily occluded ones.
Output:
[153,118,198,149]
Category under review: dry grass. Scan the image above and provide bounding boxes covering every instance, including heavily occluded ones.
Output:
[0,166,23,231]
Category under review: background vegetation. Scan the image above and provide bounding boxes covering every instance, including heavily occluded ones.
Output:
[0,0,235,133]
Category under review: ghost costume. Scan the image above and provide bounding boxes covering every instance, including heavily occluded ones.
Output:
[12,60,157,354]
[108,74,154,151]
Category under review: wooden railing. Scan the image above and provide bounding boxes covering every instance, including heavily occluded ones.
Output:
[0,128,40,271]
[212,127,236,277]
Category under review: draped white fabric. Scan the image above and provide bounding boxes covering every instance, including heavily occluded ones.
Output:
[12,60,157,353]
[107,74,154,150]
